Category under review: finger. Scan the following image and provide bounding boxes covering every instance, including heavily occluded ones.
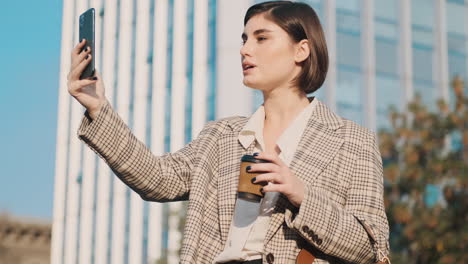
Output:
[72,38,87,55]
[91,68,98,78]
[254,173,284,184]
[75,78,98,87]
[71,46,91,70]
[68,78,98,94]
[247,163,279,173]
[70,54,92,81]
[91,68,102,79]
[254,152,285,167]
[261,183,285,193]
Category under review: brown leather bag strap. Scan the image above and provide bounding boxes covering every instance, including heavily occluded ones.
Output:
[296,248,315,264]
[295,218,390,263]
[295,240,391,264]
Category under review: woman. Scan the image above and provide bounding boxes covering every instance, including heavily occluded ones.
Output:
[68,1,389,263]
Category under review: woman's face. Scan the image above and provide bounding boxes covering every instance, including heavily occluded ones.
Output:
[240,14,300,92]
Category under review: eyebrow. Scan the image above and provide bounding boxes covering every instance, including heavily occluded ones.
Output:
[241,29,273,39]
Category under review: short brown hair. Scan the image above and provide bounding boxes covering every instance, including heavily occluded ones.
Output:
[244,1,329,94]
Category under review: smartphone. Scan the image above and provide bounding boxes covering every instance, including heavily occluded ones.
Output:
[79,8,95,79]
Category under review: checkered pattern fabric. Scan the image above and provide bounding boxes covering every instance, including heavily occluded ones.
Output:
[77,98,389,264]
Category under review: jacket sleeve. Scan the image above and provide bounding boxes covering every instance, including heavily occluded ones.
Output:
[76,99,217,202]
[284,132,390,263]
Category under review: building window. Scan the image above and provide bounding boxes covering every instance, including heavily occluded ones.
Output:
[336,1,363,125]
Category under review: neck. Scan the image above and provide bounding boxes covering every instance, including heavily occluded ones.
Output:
[261,88,311,125]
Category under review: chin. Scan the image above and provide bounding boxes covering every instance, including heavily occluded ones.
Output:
[242,78,260,90]
[243,81,271,93]
[243,82,261,90]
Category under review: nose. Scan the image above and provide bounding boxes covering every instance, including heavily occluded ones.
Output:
[240,40,252,58]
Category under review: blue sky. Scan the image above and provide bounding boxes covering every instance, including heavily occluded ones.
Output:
[0,0,63,220]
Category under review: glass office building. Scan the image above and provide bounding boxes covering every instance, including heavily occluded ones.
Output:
[52,0,467,263]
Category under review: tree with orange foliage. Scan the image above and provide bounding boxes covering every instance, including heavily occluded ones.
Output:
[378,76,468,263]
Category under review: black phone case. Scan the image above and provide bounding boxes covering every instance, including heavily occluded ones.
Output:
[79,8,95,79]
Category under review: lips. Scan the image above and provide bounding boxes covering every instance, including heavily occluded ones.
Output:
[242,61,256,71]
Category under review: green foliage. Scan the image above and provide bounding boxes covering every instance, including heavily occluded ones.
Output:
[378,76,468,263]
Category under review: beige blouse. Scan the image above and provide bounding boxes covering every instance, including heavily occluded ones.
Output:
[214,98,318,263]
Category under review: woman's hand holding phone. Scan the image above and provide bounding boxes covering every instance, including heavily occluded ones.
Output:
[67,39,107,120]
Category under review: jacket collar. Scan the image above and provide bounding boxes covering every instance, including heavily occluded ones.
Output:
[226,98,344,133]
[217,97,346,244]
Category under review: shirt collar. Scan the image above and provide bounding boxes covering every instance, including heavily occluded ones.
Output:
[238,97,318,155]
[238,105,265,150]
[276,97,318,160]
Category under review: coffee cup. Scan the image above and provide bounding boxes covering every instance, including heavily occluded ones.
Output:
[238,154,270,202]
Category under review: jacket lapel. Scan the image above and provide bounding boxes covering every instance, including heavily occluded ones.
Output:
[217,117,253,243]
[264,100,345,244]
[217,100,345,248]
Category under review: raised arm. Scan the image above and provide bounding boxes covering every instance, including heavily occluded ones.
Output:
[77,99,218,202]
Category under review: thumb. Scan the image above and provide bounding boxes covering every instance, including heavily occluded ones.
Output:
[94,70,105,96]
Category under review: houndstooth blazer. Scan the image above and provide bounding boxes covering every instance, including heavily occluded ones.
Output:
[77,98,390,264]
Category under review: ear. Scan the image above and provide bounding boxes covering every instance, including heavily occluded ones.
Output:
[294,39,310,64]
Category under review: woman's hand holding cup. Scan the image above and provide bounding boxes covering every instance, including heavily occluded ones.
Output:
[67,39,107,120]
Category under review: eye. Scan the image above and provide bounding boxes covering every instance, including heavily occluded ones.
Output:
[258,37,266,41]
